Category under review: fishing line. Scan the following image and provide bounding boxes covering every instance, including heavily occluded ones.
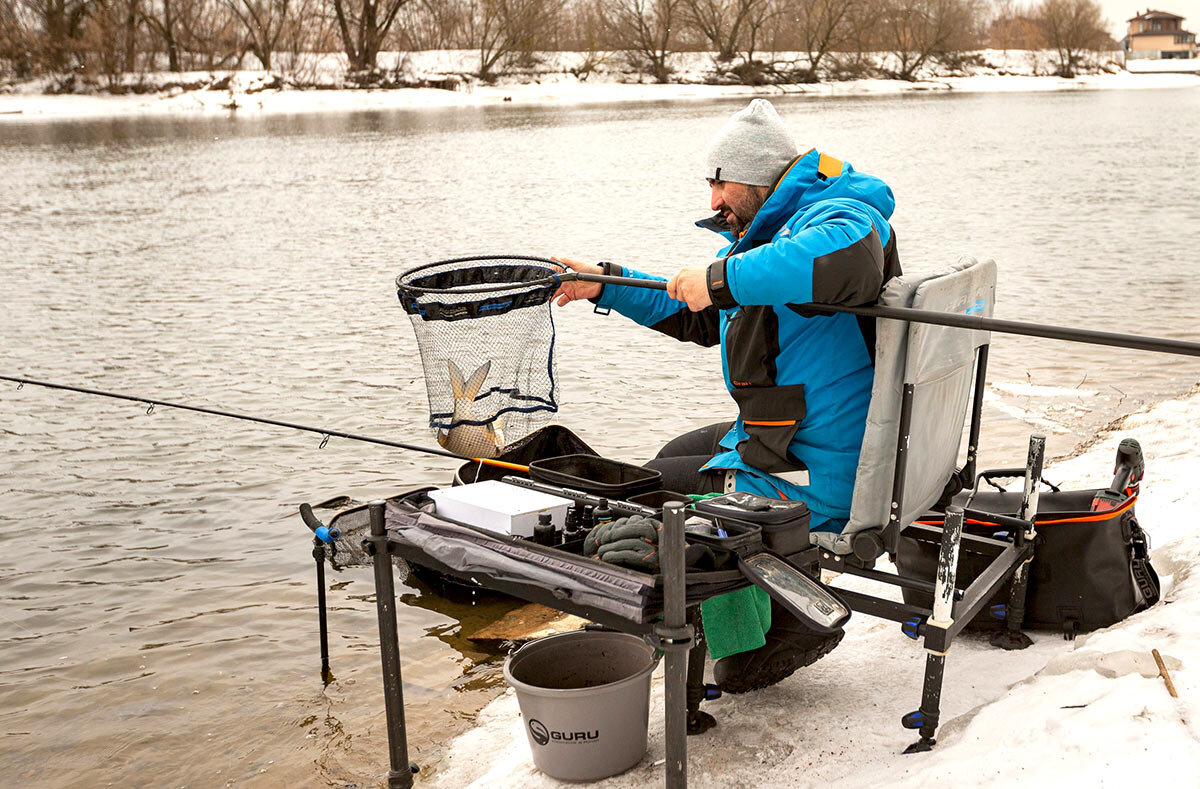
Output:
[0,374,530,471]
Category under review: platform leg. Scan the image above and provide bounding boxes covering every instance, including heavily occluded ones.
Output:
[658,502,692,788]
[905,505,964,753]
[314,537,332,685]
[368,501,418,789]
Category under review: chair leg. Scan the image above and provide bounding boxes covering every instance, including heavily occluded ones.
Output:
[903,505,964,753]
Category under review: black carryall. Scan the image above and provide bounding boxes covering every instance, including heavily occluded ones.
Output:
[897,474,1160,639]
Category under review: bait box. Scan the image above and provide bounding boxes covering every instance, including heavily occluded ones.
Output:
[429,481,571,538]
[528,455,662,498]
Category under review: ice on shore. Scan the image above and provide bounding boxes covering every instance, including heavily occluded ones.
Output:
[428,384,1200,787]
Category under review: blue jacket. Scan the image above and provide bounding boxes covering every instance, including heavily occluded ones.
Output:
[595,149,900,531]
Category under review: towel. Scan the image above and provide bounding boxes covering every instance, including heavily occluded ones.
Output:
[701,585,772,660]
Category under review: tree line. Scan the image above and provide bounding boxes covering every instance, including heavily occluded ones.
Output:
[0,0,1116,88]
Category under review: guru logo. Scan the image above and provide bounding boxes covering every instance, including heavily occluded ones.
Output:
[529,719,550,746]
[528,719,599,745]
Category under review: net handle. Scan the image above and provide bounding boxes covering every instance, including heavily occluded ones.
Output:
[570,272,668,291]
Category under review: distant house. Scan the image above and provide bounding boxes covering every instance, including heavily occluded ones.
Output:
[1125,10,1198,59]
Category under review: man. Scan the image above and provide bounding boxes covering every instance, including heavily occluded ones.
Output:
[554,99,901,691]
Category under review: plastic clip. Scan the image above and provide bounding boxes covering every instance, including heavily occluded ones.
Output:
[901,617,923,640]
[901,710,924,730]
[649,624,694,652]
[989,604,1007,621]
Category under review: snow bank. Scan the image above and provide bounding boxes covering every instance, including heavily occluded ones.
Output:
[428,385,1200,787]
[2,49,1198,123]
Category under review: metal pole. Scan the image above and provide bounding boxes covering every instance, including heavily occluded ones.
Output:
[368,500,416,789]
[659,501,689,789]
[568,274,1200,359]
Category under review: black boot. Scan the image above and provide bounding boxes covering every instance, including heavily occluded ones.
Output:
[713,600,844,694]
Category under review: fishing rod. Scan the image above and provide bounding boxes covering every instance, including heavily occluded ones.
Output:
[0,375,530,472]
[568,272,1200,359]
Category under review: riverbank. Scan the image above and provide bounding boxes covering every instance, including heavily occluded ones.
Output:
[2,49,1199,122]
[427,386,1200,787]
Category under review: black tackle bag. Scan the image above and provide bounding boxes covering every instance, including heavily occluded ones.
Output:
[896,485,1160,639]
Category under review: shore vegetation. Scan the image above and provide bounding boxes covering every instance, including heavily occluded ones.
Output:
[1,0,1120,93]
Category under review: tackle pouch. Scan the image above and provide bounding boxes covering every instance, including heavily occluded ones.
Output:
[896,485,1160,639]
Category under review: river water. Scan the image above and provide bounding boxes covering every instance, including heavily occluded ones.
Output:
[2,88,1199,787]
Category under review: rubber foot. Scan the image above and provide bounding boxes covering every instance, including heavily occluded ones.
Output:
[990,629,1034,651]
[687,710,717,735]
[903,737,937,754]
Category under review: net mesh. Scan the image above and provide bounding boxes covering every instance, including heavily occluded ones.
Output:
[396,255,562,458]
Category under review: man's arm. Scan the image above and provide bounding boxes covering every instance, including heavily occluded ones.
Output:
[706,204,889,310]
[593,264,721,348]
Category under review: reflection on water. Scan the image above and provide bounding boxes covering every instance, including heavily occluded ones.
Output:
[2,88,1199,786]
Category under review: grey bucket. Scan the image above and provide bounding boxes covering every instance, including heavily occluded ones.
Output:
[504,630,660,782]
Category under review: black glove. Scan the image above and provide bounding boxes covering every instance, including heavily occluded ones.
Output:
[584,515,661,571]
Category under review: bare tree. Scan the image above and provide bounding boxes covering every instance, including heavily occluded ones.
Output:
[777,0,856,81]
[328,0,411,72]
[2,0,40,76]
[226,0,292,69]
[875,0,979,81]
[607,0,684,82]
[1035,0,1105,77]
[685,0,769,61]
[463,0,563,79]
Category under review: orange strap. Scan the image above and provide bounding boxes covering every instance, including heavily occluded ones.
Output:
[914,496,1137,527]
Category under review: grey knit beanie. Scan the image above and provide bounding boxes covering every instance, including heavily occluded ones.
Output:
[704,99,798,187]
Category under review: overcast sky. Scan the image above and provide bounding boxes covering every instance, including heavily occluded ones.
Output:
[1098,1,1200,37]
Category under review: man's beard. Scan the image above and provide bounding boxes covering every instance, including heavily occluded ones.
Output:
[727,187,768,235]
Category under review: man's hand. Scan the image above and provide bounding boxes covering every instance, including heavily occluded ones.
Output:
[551,257,603,306]
[667,265,714,312]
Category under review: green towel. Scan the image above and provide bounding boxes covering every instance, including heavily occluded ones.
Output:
[701,586,772,660]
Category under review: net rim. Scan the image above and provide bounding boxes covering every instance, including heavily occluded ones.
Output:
[395,254,566,296]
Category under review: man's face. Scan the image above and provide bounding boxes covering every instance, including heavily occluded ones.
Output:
[708,179,768,236]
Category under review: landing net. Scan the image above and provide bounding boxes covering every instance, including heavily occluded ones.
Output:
[395,255,563,458]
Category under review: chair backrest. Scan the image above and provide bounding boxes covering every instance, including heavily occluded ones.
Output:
[815,257,996,555]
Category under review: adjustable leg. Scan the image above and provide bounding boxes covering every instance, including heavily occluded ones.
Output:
[314,537,333,685]
[659,502,693,789]
[992,434,1044,651]
[685,611,716,735]
[366,501,419,789]
[903,505,964,753]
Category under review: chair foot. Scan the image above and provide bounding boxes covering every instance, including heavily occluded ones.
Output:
[687,710,717,735]
[990,629,1033,650]
[903,737,937,754]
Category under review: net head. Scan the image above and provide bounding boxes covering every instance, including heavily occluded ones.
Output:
[396,255,564,457]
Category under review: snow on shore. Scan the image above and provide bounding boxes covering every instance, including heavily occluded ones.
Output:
[428,385,1200,788]
[1,49,1198,123]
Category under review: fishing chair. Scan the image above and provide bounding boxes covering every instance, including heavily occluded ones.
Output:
[809,256,1046,752]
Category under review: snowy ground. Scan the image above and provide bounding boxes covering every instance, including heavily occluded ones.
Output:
[2,49,1198,122]
[428,385,1200,787]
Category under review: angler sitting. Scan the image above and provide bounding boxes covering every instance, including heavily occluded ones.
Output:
[553,99,901,693]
